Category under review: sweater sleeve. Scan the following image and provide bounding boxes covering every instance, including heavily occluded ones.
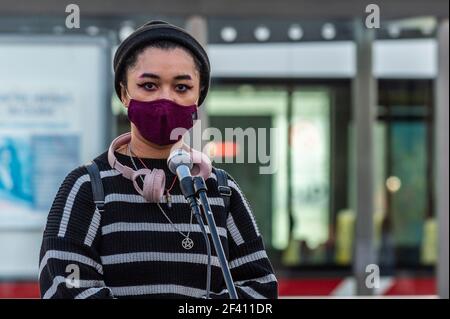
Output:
[39,166,114,299]
[223,173,279,299]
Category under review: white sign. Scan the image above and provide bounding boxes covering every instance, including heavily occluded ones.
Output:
[0,36,110,229]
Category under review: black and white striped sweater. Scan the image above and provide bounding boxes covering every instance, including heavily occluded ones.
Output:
[38,150,278,299]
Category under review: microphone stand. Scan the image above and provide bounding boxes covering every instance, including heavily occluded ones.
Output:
[193,176,239,299]
[178,175,212,299]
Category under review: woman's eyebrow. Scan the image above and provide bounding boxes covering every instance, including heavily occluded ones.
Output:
[173,74,193,81]
[138,73,193,81]
[139,73,160,79]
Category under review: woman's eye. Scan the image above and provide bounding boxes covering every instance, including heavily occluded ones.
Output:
[175,84,192,92]
[138,83,156,91]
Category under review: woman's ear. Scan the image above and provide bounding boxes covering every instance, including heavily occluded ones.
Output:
[197,85,205,105]
[120,83,130,107]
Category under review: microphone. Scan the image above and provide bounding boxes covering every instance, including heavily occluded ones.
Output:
[169,151,238,299]
[167,149,195,200]
[168,148,214,299]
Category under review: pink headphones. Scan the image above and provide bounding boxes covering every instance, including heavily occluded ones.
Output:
[108,132,212,202]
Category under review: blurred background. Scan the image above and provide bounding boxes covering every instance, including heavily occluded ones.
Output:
[0,0,448,298]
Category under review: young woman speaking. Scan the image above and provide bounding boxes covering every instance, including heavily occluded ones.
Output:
[39,20,278,299]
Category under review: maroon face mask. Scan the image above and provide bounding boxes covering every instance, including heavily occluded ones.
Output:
[127,98,198,146]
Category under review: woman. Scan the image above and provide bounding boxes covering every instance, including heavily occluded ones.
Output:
[39,20,278,299]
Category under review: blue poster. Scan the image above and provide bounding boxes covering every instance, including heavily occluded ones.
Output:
[0,135,80,227]
[31,135,80,211]
[0,137,32,204]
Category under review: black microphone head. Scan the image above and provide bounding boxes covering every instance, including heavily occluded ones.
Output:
[167,149,193,175]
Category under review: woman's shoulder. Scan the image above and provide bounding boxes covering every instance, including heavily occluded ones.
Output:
[91,150,113,170]
[209,166,238,185]
[58,165,90,192]
[53,150,115,202]
[209,167,249,202]
[208,166,243,201]
[43,151,113,241]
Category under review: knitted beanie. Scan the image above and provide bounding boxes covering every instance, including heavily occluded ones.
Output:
[113,20,210,106]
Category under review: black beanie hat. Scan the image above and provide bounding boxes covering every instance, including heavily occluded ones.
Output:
[113,20,211,106]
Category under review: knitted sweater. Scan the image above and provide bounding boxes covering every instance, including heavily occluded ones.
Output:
[38,150,278,299]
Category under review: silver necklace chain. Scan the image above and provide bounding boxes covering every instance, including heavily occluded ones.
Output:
[127,144,194,249]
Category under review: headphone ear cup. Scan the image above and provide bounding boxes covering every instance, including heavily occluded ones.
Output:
[142,169,166,202]
[131,168,152,197]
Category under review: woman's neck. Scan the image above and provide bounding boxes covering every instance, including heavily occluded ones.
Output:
[116,126,183,159]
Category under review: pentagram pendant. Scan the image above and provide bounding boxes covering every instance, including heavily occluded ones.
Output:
[182,237,194,250]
